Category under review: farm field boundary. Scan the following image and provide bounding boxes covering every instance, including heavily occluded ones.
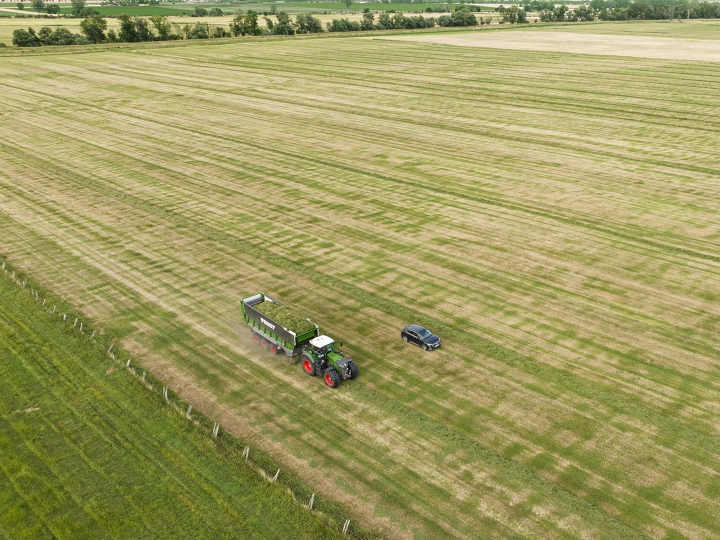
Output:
[0,257,375,540]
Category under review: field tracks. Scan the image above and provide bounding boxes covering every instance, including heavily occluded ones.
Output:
[0,256,376,540]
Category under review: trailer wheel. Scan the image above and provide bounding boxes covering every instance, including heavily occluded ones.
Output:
[261,338,269,350]
[301,354,316,376]
[347,361,359,379]
[323,368,341,388]
[252,333,260,346]
[269,344,281,355]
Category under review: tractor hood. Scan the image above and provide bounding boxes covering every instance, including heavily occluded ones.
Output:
[329,352,348,366]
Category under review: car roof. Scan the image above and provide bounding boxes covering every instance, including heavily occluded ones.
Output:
[404,324,429,332]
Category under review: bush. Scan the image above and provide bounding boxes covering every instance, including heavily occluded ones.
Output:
[438,8,478,26]
[295,12,323,33]
[14,25,87,46]
[212,25,229,37]
[208,7,223,16]
[192,6,207,17]
[45,4,59,14]
[0,42,7,47]
[327,17,361,31]
[186,21,209,39]
[12,27,40,46]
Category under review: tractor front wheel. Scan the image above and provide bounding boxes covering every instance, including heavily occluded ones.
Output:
[301,354,316,376]
[347,361,359,379]
[323,369,341,388]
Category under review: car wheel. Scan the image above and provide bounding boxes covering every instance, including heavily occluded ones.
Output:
[402,336,408,342]
[422,344,429,351]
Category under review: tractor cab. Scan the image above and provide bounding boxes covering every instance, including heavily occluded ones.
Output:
[309,335,340,360]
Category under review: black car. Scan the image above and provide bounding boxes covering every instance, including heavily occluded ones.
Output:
[401,325,441,351]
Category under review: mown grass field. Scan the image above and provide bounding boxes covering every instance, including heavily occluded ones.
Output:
[1,21,719,539]
[0,267,346,539]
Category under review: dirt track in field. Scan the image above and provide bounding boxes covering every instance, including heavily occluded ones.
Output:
[379,29,720,62]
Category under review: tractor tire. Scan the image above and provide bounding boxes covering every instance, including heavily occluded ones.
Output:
[301,354,316,376]
[261,338,269,350]
[347,360,359,379]
[252,333,261,346]
[323,368,341,388]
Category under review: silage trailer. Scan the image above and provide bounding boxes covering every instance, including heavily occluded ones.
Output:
[241,293,359,388]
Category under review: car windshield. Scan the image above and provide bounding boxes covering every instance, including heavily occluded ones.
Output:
[418,329,432,338]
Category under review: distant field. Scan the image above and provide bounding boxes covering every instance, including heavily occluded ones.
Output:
[0,267,345,539]
[1,21,720,540]
[385,22,720,61]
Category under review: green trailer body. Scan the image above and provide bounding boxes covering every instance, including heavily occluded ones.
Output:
[241,293,318,357]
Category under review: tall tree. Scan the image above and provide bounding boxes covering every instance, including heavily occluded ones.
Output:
[80,14,106,42]
[149,15,171,40]
[70,0,85,16]
[118,14,139,42]
[31,0,44,12]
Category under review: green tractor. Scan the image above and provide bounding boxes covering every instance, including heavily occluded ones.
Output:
[300,335,359,388]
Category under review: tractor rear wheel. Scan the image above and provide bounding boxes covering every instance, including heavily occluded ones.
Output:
[252,333,260,346]
[301,354,316,376]
[323,368,340,388]
[347,361,359,379]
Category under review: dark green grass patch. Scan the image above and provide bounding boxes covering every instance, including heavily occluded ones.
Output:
[0,269,345,540]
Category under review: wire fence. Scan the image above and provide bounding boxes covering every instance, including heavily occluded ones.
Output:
[1,257,380,540]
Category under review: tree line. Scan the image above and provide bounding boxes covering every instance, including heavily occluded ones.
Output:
[532,1,720,21]
[16,0,101,17]
[12,7,483,46]
[323,8,481,32]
